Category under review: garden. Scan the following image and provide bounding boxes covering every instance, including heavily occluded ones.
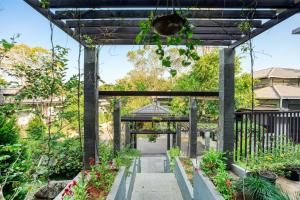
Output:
[1,0,300,200]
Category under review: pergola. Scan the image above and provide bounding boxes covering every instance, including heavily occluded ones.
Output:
[24,0,300,168]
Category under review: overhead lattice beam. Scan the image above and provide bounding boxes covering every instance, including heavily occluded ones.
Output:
[92,39,232,46]
[66,19,263,28]
[24,0,82,45]
[55,9,276,19]
[230,3,300,48]
[88,33,242,41]
[98,90,219,97]
[48,0,296,9]
[76,27,245,35]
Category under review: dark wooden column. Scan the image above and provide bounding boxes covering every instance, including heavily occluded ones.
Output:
[172,123,176,147]
[125,122,130,147]
[84,47,99,169]
[134,134,137,149]
[167,122,171,150]
[176,123,181,149]
[189,98,197,158]
[113,100,121,155]
[218,48,235,167]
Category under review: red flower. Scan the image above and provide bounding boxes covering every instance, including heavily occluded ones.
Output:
[96,171,102,178]
[225,179,232,188]
[89,157,95,166]
[72,180,77,186]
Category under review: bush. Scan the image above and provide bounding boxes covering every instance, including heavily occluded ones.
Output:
[48,137,82,180]
[0,113,29,200]
[235,176,291,200]
[26,115,46,140]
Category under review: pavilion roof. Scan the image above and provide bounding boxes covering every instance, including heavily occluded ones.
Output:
[132,103,170,116]
[24,0,300,48]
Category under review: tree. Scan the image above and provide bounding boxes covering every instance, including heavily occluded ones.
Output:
[171,50,253,120]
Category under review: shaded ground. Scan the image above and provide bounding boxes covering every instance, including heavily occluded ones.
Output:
[136,134,217,156]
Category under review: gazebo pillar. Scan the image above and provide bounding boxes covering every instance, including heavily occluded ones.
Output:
[84,47,99,169]
[172,122,176,147]
[125,122,131,147]
[176,123,181,149]
[218,48,235,167]
[189,99,198,158]
[167,122,171,150]
[113,100,121,155]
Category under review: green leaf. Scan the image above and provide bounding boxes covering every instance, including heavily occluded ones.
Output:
[191,51,200,61]
[179,48,186,56]
[170,69,177,77]
[182,60,191,67]
[162,57,171,67]
[135,32,144,44]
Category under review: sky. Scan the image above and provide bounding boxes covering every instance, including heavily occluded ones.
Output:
[0,0,299,84]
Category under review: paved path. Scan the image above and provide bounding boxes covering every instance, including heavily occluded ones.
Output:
[139,155,165,173]
[131,173,184,200]
[131,155,183,200]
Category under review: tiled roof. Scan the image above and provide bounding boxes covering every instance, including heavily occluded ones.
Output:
[132,103,170,116]
[254,67,300,79]
[255,85,300,100]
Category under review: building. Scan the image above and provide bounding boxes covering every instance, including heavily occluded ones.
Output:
[254,67,300,110]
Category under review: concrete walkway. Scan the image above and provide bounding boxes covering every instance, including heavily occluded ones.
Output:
[131,155,184,200]
[131,173,184,200]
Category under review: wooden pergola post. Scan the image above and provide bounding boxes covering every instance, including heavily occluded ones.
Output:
[218,48,235,167]
[189,98,197,158]
[176,123,181,149]
[125,122,131,147]
[84,47,99,169]
[113,100,121,155]
[167,122,171,150]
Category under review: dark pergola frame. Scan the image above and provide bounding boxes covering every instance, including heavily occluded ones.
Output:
[24,0,300,168]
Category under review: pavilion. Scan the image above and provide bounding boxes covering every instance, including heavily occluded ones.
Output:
[24,0,300,168]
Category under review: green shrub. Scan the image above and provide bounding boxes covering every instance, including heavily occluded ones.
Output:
[0,113,29,200]
[235,176,291,200]
[48,137,82,180]
[26,115,46,140]
[200,149,234,200]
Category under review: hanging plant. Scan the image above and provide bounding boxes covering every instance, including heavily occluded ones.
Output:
[135,11,201,77]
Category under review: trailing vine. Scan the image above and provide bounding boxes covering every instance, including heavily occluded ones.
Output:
[136,11,201,77]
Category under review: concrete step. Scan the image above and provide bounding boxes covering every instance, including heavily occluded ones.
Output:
[131,173,184,200]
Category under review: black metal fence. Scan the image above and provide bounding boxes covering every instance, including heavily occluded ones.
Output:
[234,111,300,161]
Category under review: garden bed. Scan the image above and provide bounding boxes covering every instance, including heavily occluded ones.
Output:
[191,159,224,200]
[174,157,193,200]
[54,154,140,200]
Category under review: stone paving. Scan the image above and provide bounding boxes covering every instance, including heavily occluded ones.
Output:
[131,173,184,200]
[131,155,184,200]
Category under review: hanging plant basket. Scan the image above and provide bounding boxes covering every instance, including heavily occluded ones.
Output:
[152,13,186,36]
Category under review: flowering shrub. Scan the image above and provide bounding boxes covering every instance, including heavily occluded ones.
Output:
[199,149,234,200]
[61,146,140,200]
[62,179,88,200]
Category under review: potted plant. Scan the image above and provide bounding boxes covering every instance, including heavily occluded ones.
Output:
[257,171,278,184]
[284,165,300,181]
[135,10,201,77]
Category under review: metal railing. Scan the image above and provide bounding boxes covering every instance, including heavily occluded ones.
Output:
[234,110,300,161]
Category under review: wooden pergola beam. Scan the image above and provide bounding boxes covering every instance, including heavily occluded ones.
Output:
[66,19,263,28]
[99,90,219,97]
[55,9,276,20]
[89,33,242,41]
[48,0,296,9]
[76,27,245,35]
[230,2,300,48]
[24,0,82,45]
[92,39,232,46]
